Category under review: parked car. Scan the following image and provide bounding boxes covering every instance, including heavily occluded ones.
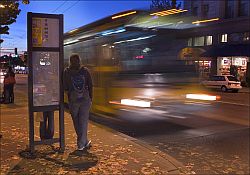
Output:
[202,75,242,92]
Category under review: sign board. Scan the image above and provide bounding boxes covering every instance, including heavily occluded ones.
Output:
[27,13,64,152]
[32,18,59,47]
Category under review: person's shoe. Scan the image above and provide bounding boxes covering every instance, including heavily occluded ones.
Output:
[78,146,85,151]
[85,140,92,149]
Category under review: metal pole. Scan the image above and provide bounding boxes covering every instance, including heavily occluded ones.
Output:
[27,12,35,153]
[29,112,35,153]
[59,105,65,152]
[59,14,65,152]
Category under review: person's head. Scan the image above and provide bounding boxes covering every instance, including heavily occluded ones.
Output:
[69,54,81,69]
[8,66,13,72]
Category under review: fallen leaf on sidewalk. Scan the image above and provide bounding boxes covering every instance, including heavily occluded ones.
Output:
[141,167,155,175]
[58,168,69,175]
[233,155,240,159]
[145,163,152,167]
[111,151,117,155]
[110,155,115,159]
[12,155,19,160]
[132,170,140,174]
[95,149,104,152]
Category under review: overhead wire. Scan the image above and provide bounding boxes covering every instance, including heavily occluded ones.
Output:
[52,0,68,13]
[61,0,80,14]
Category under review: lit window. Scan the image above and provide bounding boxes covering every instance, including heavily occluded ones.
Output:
[194,36,205,46]
[206,36,213,45]
[221,34,228,42]
[188,38,193,46]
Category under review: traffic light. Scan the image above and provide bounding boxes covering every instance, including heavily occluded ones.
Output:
[15,48,18,55]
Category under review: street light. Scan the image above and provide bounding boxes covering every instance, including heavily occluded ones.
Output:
[0,4,5,8]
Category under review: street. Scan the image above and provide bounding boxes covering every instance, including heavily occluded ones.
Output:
[2,74,249,174]
[92,91,249,174]
[90,83,250,174]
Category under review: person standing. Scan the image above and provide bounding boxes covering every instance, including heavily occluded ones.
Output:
[63,54,93,150]
[3,66,16,103]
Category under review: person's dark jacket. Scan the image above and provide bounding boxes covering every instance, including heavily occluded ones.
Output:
[63,66,93,101]
[4,70,15,85]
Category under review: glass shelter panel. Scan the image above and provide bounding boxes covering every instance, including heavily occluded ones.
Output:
[32,51,60,106]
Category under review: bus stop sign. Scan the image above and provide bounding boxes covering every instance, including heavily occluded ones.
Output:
[27,12,64,153]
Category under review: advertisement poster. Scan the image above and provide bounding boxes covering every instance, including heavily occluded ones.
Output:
[32,18,59,47]
[32,51,59,106]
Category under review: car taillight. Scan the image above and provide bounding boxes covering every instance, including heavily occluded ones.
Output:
[228,83,231,85]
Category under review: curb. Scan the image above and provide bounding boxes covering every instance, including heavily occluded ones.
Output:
[116,131,186,170]
[89,113,188,173]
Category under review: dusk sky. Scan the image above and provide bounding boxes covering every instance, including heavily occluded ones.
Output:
[2,0,152,52]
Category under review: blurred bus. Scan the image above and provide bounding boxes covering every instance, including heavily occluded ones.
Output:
[64,10,202,115]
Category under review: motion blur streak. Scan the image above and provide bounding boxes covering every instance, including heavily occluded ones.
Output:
[121,99,151,108]
[192,18,220,24]
[112,11,137,19]
[186,94,217,101]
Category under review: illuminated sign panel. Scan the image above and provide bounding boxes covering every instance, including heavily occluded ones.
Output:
[32,18,59,47]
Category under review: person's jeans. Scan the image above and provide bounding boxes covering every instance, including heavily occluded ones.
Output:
[3,84,14,103]
[69,98,91,149]
[40,111,54,140]
[9,84,14,103]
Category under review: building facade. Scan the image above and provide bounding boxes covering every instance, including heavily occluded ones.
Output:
[182,0,250,82]
[184,0,250,19]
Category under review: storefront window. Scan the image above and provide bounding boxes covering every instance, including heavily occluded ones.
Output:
[217,57,249,80]
[195,60,211,78]
[194,36,205,46]
[206,36,213,45]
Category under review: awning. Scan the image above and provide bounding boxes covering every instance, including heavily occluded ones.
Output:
[178,47,206,60]
[201,44,250,57]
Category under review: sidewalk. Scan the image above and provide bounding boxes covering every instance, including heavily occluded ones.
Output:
[240,87,250,93]
[0,78,191,174]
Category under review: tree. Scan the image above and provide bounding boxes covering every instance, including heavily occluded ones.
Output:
[0,0,29,38]
[150,0,181,11]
